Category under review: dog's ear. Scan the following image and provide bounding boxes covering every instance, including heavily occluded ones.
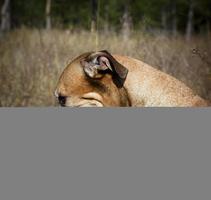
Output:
[81,50,128,87]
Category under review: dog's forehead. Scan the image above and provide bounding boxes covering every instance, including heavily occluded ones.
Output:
[59,61,84,86]
[61,52,93,77]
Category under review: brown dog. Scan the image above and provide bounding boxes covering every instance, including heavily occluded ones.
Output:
[55,50,209,107]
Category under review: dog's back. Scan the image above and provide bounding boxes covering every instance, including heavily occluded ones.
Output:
[113,55,209,107]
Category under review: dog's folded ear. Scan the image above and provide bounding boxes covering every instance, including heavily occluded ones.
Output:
[81,50,128,87]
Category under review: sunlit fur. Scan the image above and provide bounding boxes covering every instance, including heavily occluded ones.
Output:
[55,52,209,107]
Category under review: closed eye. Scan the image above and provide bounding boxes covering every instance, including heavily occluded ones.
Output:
[82,92,103,102]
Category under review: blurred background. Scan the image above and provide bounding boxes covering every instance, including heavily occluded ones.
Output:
[0,0,211,106]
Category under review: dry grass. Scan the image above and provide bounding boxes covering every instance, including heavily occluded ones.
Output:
[0,28,210,106]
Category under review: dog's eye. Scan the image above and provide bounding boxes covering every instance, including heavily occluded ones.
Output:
[58,95,67,106]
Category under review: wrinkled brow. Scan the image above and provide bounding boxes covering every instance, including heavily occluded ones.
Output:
[87,78,109,94]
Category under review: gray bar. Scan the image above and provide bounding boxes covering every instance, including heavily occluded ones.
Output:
[0,108,211,200]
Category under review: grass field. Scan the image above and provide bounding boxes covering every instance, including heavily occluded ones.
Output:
[0,28,210,106]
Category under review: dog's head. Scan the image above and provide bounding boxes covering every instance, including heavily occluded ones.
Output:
[55,50,130,107]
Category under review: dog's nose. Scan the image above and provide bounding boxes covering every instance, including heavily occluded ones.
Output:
[58,95,66,106]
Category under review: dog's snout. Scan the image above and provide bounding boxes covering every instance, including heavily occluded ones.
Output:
[58,95,67,106]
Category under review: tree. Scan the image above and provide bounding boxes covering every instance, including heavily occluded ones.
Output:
[1,0,11,32]
[46,0,51,29]
[103,4,109,34]
[161,6,167,32]
[186,0,194,41]
[172,1,177,37]
[196,0,211,37]
[91,0,98,32]
[121,0,132,40]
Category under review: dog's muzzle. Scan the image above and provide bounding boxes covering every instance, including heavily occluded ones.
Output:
[55,90,67,107]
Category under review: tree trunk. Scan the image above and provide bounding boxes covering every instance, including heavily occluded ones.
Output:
[186,1,194,41]
[1,0,11,32]
[103,4,109,35]
[172,2,177,37]
[161,7,167,32]
[206,19,210,38]
[91,0,98,33]
[121,7,132,41]
[46,0,51,30]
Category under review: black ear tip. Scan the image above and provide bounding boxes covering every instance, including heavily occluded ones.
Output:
[112,74,127,88]
[122,68,129,79]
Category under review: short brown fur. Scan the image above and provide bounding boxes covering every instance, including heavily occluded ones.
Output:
[55,52,209,107]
